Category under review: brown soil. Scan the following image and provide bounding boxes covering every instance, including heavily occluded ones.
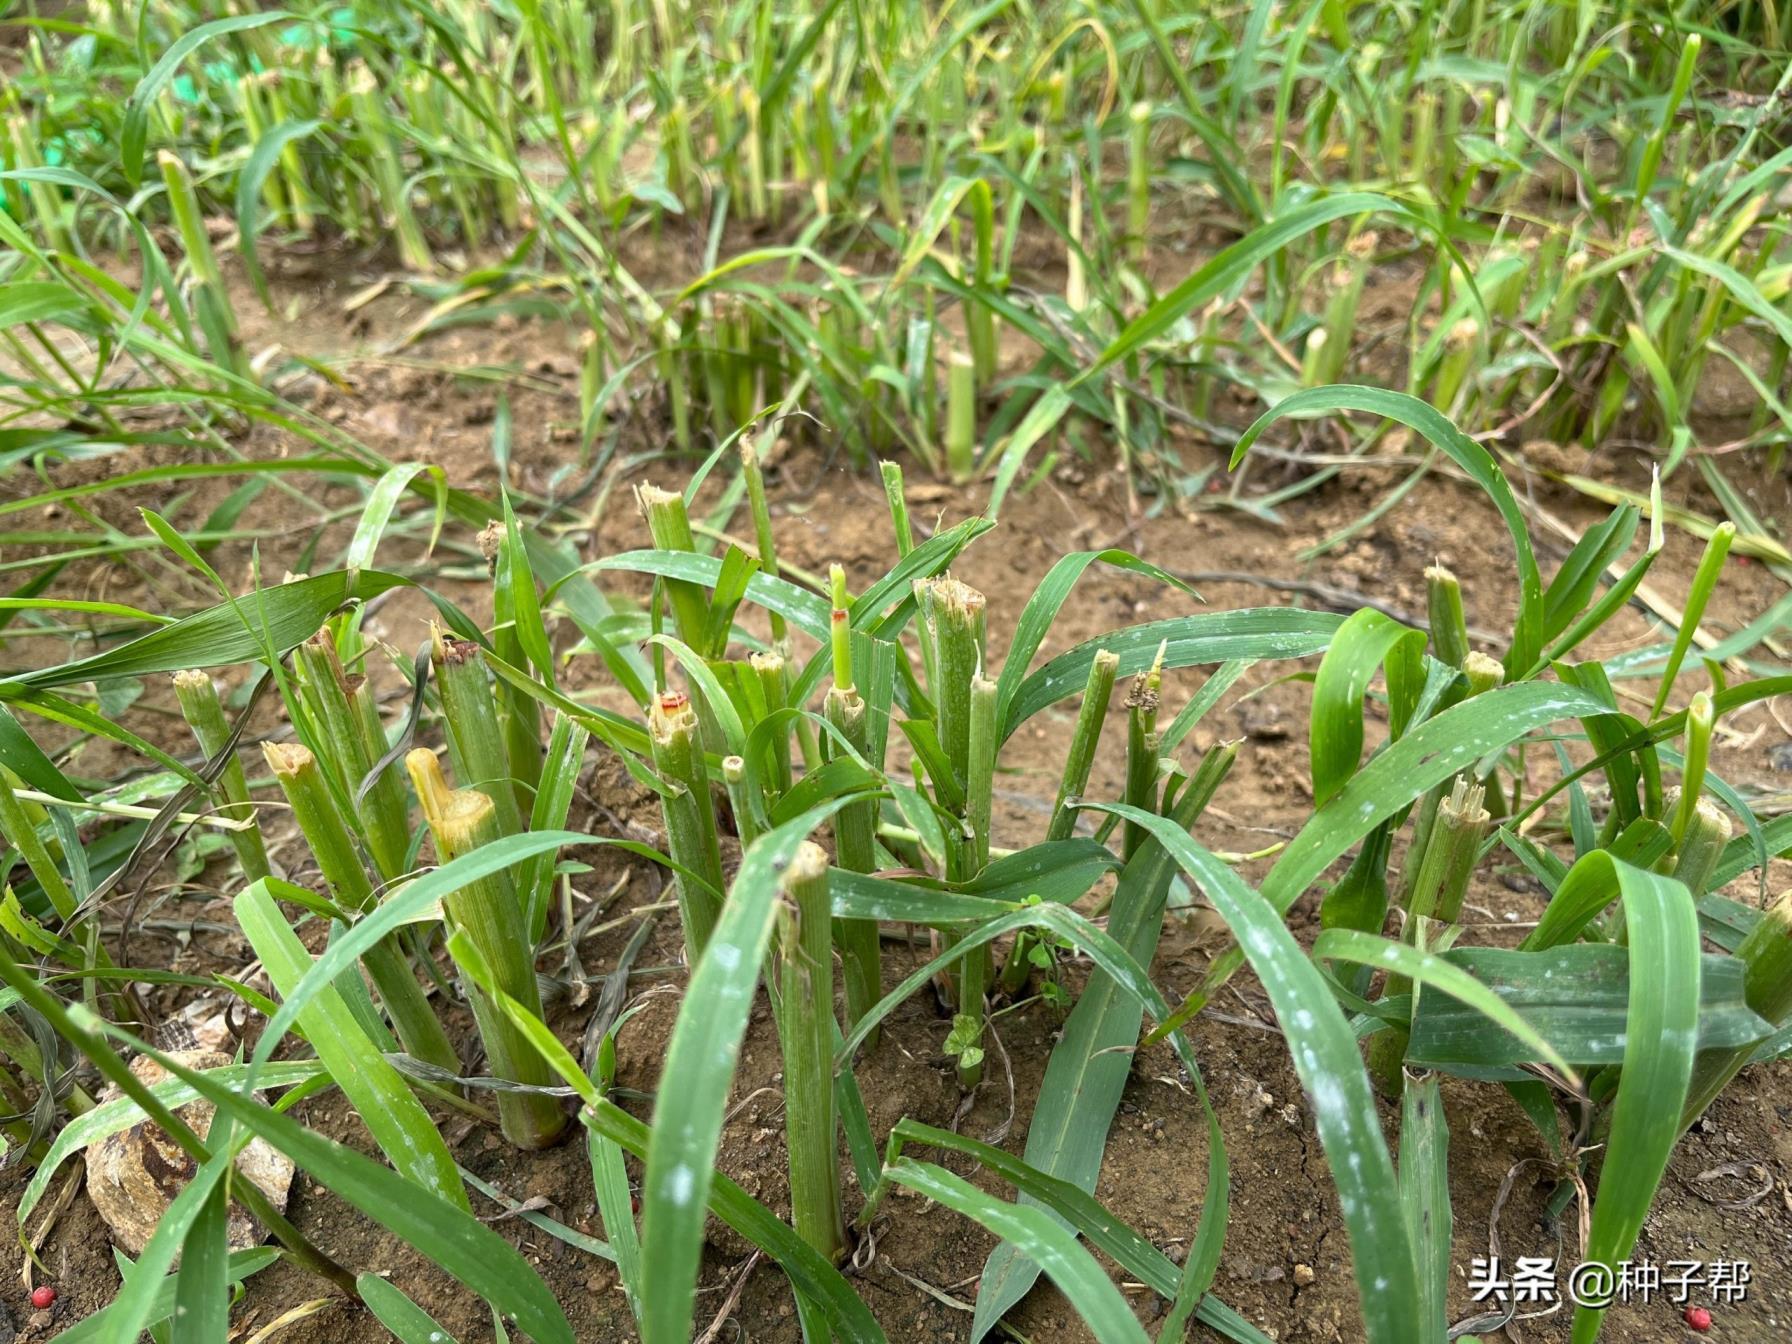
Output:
[1,247,1790,1344]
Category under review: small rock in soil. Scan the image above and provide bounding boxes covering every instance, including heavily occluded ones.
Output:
[1769,741,1792,772]
[87,1050,294,1258]
[1293,1263,1316,1287]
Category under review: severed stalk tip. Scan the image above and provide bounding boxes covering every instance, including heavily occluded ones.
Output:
[171,669,211,692]
[431,628,480,668]
[1442,776,1489,824]
[783,840,830,888]
[926,575,986,621]
[263,741,314,777]
[1463,651,1504,695]
[432,787,494,845]
[634,482,681,515]
[404,748,454,820]
[477,521,503,564]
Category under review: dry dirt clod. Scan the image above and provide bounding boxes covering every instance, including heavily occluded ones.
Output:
[1292,1263,1316,1287]
[86,1050,294,1258]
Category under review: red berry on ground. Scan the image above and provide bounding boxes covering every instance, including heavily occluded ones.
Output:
[31,1284,56,1309]
[1685,1305,1713,1332]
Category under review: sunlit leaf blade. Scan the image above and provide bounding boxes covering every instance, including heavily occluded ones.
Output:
[1405,945,1764,1073]
[1090,805,1422,1344]
[1002,609,1342,740]
[885,1159,1151,1344]
[130,1043,576,1344]
[1398,1079,1450,1344]
[1232,386,1546,678]
[357,1273,464,1344]
[1570,863,1702,1344]
[639,803,849,1344]
[6,570,408,690]
[1308,609,1426,806]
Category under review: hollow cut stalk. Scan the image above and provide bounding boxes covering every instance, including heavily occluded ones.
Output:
[408,751,565,1150]
[825,568,883,1045]
[634,482,730,757]
[173,671,271,882]
[648,691,725,964]
[1126,101,1151,262]
[263,743,458,1076]
[749,650,796,794]
[923,577,987,795]
[1682,888,1792,1130]
[1463,651,1504,698]
[880,461,915,558]
[1046,649,1119,843]
[294,634,409,881]
[349,676,413,875]
[0,771,76,924]
[1426,565,1469,670]
[952,675,1000,1089]
[1368,778,1489,1094]
[635,482,707,648]
[920,577,992,1055]
[723,757,760,848]
[478,522,545,814]
[1122,643,1166,861]
[1002,648,1120,995]
[777,841,845,1265]
[1667,795,1731,897]
[432,630,525,842]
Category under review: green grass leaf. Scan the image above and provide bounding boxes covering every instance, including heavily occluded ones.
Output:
[639,802,851,1344]
[1309,609,1426,806]
[122,12,296,184]
[7,570,408,690]
[236,880,468,1209]
[994,549,1198,728]
[1313,929,1578,1084]
[133,1042,575,1344]
[1406,945,1764,1073]
[170,1177,231,1344]
[1002,608,1342,741]
[887,1159,1150,1344]
[1232,386,1545,679]
[1398,1079,1451,1343]
[1089,806,1422,1344]
[358,1273,464,1343]
[48,1250,277,1344]
[236,118,324,308]
[1571,862,1702,1343]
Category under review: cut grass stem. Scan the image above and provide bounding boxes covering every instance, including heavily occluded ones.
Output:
[647,691,725,964]
[777,841,845,1267]
[263,742,459,1076]
[172,670,271,882]
[408,750,566,1150]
